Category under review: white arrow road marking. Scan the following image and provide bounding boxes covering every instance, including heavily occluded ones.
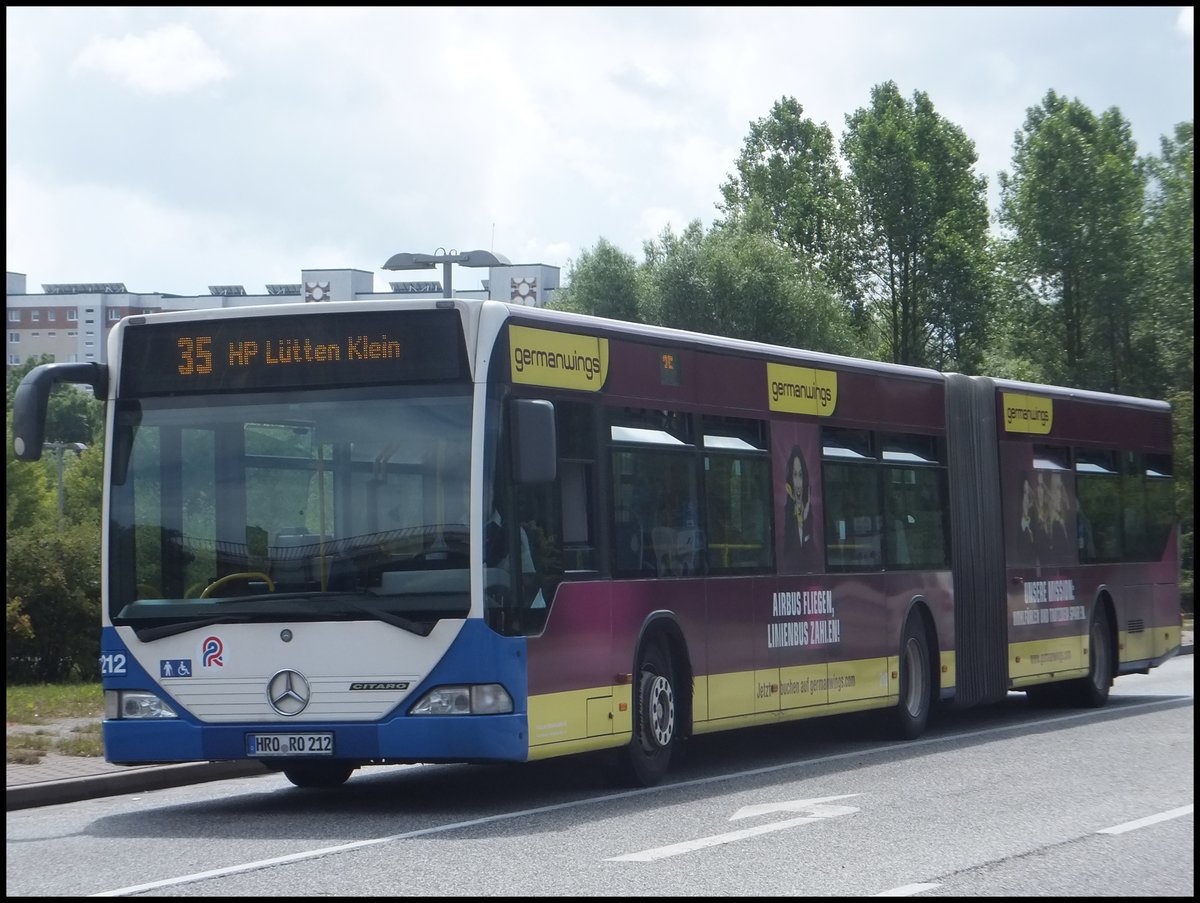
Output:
[606,795,860,862]
[874,883,942,896]
[730,792,861,821]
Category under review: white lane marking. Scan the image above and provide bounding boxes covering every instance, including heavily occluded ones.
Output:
[91,783,671,896]
[606,815,841,862]
[1096,803,1193,835]
[874,883,942,896]
[90,696,1185,896]
[607,794,861,862]
[871,804,1195,897]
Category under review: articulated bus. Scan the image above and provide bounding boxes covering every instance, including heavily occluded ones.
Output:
[12,298,1180,788]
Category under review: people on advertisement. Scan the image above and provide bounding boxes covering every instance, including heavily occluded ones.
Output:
[783,445,813,560]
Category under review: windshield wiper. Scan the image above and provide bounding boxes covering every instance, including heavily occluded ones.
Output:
[130,593,437,640]
[343,604,434,637]
[208,590,333,605]
[134,614,252,643]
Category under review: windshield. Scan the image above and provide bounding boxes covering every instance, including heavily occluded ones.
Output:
[108,384,474,633]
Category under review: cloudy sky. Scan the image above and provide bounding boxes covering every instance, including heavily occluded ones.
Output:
[5,6,1194,296]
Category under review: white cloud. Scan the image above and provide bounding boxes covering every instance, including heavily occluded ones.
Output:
[71,24,230,95]
[6,165,311,294]
[6,8,1193,295]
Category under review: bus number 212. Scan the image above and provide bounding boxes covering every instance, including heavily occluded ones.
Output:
[100,653,127,675]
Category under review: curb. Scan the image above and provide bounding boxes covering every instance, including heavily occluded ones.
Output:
[6,760,269,811]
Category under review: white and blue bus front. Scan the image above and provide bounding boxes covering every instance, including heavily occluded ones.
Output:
[87,301,541,786]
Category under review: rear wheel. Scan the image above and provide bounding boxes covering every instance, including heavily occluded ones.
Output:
[1025,610,1113,708]
[891,615,932,740]
[620,640,676,787]
[1065,612,1113,708]
[283,761,355,788]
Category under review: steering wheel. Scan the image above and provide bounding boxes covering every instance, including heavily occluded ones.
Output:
[198,571,276,598]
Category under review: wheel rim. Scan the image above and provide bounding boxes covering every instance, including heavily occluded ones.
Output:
[902,637,928,716]
[645,673,675,748]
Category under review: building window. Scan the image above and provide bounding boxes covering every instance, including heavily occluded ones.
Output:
[68,310,78,321]
[47,310,56,322]
[8,332,19,343]
[8,354,20,365]
[108,309,121,321]
[31,311,40,322]
[8,310,19,323]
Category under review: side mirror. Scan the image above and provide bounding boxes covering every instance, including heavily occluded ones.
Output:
[511,399,556,484]
[12,362,107,461]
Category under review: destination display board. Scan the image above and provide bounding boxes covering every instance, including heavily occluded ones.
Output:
[120,308,468,395]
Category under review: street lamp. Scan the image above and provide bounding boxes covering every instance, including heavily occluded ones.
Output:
[43,441,87,519]
[382,248,511,299]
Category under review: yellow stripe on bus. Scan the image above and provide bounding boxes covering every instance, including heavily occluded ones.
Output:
[526,650,960,761]
[1008,635,1087,685]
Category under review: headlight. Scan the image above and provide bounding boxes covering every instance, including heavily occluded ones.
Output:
[409,684,513,715]
[105,690,178,719]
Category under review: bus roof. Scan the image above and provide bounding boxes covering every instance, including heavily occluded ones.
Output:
[116,297,1170,410]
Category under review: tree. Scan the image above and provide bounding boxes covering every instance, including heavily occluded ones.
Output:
[842,81,993,368]
[998,90,1145,392]
[547,238,642,322]
[718,97,858,311]
[63,436,105,525]
[1139,122,1194,604]
[1170,380,1194,611]
[1139,121,1194,397]
[639,219,859,355]
[981,239,1055,383]
[6,353,104,445]
[6,357,105,683]
[5,411,54,532]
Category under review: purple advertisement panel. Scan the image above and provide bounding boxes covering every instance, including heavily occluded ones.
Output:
[772,421,823,575]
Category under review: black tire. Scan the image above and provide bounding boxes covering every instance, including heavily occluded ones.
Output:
[620,640,676,787]
[891,614,932,740]
[283,761,355,788]
[1064,611,1113,708]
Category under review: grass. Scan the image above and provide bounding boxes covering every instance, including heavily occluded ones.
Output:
[6,682,104,723]
[6,682,105,764]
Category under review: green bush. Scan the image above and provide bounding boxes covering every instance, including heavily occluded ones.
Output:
[5,520,102,683]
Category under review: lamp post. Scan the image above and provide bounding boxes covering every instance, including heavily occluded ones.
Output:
[382,248,511,299]
[43,441,87,519]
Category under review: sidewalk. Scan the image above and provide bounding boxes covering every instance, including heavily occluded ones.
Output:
[7,625,1193,811]
[6,755,268,810]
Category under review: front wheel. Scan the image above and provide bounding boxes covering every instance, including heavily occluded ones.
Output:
[283,761,355,788]
[619,640,676,787]
[891,614,932,740]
